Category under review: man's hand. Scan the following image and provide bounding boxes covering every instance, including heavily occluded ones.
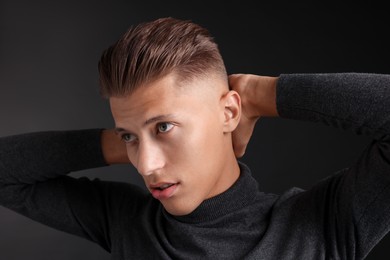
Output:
[101,129,130,164]
[229,74,279,158]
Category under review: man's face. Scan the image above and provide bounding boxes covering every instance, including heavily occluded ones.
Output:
[110,74,239,216]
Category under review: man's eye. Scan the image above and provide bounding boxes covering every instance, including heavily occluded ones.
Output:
[157,122,174,133]
[121,134,136,143]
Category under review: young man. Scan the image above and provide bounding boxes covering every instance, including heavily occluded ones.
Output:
[1,17,389,259]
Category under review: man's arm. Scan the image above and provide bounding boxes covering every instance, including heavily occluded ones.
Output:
[0,129,108,185]
[230,73,390,156]
[0,128,135,251]
[230,72,390,258]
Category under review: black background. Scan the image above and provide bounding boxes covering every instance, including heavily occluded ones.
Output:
[1,1,389,259]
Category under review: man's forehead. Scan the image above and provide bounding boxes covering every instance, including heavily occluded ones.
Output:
[109,86,197,125]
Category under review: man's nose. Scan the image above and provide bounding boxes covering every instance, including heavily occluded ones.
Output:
[135,141,165,176]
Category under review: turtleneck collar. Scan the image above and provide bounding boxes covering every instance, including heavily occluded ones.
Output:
[164,161,259,224]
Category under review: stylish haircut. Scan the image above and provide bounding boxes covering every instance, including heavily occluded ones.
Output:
[98,17,227,98]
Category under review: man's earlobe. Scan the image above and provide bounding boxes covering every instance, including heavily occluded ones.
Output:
[223,90,241,133]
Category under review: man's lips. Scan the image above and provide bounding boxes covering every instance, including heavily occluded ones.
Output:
[149,182,179,200]
[149,182,176,190]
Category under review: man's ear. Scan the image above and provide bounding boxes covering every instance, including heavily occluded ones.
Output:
[221,90,241,133]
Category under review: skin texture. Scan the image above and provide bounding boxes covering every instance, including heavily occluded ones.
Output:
[109,73,241,216]
[228,74,279,157]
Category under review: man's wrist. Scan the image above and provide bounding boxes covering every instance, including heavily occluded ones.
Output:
[101,129,129,165]
[250,75,279,118]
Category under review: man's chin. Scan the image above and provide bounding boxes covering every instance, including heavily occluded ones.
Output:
[162,200,199,216]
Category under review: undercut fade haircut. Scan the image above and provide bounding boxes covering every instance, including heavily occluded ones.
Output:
[98,17,227,98]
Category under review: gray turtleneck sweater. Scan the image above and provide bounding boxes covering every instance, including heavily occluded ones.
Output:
[1,73,390,259]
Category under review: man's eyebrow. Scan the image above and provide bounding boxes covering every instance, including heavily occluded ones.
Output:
[144,114,175,126]
[114,114,175,133]
[114,127,127,134]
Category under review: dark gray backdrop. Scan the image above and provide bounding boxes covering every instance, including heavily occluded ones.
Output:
[1,1,389,259]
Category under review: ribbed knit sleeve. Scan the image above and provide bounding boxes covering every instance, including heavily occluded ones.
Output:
[273,73,390,259]
[276,73,390,136]
[0,129,118,251]
[0,129,107,185]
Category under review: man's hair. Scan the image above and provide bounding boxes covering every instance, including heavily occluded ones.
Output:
[98,17,227,98]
